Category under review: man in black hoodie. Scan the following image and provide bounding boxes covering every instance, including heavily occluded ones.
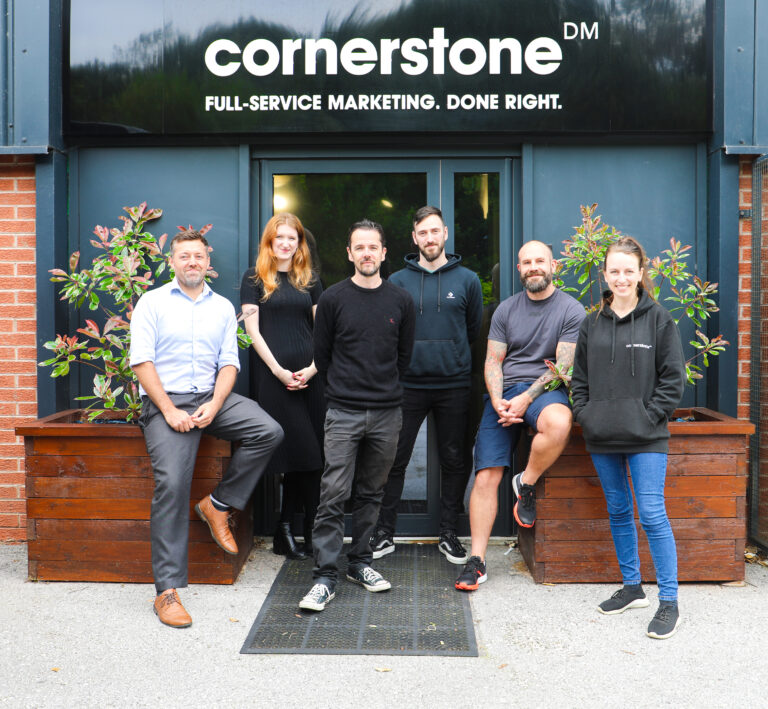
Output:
[370,206,483,565]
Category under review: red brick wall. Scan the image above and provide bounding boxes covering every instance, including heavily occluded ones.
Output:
[748,155,768,545]
[738,156,753,422]
[0,155,37,542]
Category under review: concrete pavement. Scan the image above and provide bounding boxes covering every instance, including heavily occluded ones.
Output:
[0,539,765,708]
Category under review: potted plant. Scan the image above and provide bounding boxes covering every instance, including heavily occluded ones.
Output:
[16,204,252,584]
[516,203,754,584]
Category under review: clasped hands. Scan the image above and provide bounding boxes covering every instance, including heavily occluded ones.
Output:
[493,391,533,427]
[275,365,315,391]
[164,400,220,432]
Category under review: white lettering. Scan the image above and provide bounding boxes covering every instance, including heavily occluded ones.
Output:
[281,39,302,75]
[400,37,429,75]
[305,38,338,75]
[429,27,449,74]
[380,38,400,74]
[340,38,378,75]
[448,38,487,75]
[242,39,280,77]
[563,22,579,40]
[204,39,241,77]
[204,32,565,78]
[524,37,562,75]
[489,38,522,74]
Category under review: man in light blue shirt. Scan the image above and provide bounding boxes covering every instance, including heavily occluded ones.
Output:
[131,229,283,628]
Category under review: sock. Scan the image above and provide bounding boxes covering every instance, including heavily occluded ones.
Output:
[209,494,229,511]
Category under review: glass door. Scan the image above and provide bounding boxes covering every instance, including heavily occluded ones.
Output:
[257,158,511,536]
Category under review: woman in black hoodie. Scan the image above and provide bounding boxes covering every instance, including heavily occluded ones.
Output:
[571,237,685,640]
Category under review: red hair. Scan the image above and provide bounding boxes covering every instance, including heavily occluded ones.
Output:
[253,213,314,301]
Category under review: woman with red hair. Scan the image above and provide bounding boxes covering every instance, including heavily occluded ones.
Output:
[240,213,324,559]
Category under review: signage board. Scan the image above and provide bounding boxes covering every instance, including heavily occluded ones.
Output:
[67,0,709,135]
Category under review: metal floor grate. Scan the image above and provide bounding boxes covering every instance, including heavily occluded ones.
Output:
[241,544,478,656]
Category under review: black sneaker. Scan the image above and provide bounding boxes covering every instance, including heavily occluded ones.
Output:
[646,601,681,639]
[438,531,469,564]
[299,582,335,612]
[370,529,395,559]
[512,472,537,528]
[454,555,487,591]
[597,585,651,615]
[346,564,392,592]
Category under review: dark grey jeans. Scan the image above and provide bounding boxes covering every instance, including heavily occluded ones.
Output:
[140,391,283,593]
[312,406,403,587]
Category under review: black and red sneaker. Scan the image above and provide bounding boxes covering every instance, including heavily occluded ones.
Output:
[454,555,487,591]
[512,472,537,528]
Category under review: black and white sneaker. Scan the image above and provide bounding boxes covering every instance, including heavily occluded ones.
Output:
[370,529,395,559]
[512,472,537,528]
[454,556,487,591]
[598,585,651,615]
[646,601,681,639]
[346,565,392,592]
[438,531,469,564]
[299,582,335,612]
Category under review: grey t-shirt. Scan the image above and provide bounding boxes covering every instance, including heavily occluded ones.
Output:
[488,289,585,386]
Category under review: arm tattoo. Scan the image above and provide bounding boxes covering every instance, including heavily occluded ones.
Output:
[525,341,577,402]
[484,340,507,402]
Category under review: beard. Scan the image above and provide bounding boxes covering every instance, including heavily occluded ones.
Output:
[418,242,445,263]
[355,260,381,277]
[521,270,552,293]
[176,269,205,289]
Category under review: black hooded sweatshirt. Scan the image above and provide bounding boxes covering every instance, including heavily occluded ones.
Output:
[570,289,685,454]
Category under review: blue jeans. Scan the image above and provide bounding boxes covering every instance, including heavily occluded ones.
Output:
[590,452,678,601]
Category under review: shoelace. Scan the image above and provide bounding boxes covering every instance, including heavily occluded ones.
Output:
[306,584,329,601]
[519,485,535,510]
[466,557,483,574]
[441,531,462,549]
[653,606,672,622]
[361,567,381,584]
[159,591,181,608]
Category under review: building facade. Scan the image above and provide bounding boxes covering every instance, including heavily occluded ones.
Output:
[1,0,767,543]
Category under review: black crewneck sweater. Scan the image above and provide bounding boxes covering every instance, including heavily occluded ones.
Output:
[313,278,415,410]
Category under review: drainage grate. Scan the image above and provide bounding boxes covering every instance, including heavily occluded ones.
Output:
[240,544,478,656]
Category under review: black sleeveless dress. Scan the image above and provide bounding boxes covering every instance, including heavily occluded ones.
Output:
[240,269,325,474]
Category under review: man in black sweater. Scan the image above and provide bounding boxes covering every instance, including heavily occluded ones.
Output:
[299,219,415,612]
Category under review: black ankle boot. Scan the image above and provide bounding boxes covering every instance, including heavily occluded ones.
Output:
[303,526,313,556]
[273,522,307,560]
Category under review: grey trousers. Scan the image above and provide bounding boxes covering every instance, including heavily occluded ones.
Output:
[139,391,283,593]
[312,406,402,587]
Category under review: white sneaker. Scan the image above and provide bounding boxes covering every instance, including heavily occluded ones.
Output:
[299,583,335,611]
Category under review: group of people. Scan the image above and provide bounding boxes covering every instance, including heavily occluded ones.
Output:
[129,205,685,641]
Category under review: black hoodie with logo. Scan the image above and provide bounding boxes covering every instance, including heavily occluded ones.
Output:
[570,289,685,454]
[389,253,483,389]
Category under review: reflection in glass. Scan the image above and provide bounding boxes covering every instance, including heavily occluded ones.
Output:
[272,171,429,512]
[272,173,426,286]
[452,173,501,505]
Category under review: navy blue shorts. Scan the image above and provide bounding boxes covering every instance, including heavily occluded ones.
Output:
[473,382,571,474]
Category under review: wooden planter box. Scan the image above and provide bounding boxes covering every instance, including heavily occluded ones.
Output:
[16,410,253,584]
[517,408,754,583]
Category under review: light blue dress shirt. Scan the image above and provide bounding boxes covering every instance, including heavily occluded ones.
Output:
[130,278,241,396]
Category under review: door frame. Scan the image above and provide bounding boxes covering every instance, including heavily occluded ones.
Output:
[254,156,516,537]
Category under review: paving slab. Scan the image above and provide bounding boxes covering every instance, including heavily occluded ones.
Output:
[1,540,765,708]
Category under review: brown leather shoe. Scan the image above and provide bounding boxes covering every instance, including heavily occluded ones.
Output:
[153,589,192,628]
[195,495,238,555]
